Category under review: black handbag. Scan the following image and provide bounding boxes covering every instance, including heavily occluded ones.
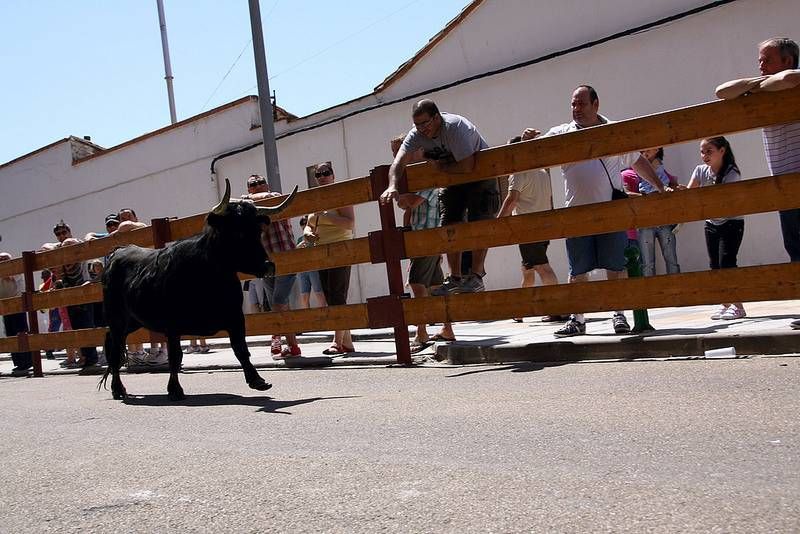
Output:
[600,159,628,200]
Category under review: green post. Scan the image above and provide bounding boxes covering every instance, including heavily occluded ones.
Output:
[624,245,655,333]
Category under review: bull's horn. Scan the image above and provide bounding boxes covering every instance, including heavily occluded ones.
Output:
[210,178,231,215]
[256,185,299,217]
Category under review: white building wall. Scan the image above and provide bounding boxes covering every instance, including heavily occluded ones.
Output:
[0,0,795,303]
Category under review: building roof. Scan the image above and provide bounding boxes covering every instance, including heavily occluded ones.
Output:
[0,97,297,170]
[373,0,484,93]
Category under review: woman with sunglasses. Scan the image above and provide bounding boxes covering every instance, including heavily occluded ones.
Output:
[302,163,356,355]
[687,137,747,320]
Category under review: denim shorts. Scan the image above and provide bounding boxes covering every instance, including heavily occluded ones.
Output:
[565,231,627,276]
[297,270,323,294]
[265,274,297,307]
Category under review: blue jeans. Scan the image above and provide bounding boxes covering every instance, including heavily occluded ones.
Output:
[638,225,680,277]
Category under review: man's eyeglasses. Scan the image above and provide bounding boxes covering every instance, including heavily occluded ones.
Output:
[413,114,437,130]
[248,179,267,187]
[314,170,333,178]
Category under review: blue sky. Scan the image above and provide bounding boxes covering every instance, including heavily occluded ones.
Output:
[1,0,470,165]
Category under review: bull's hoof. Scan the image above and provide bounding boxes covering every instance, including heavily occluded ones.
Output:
[248,379,272,391]
[112,387,127,400]
[168,390,186,401]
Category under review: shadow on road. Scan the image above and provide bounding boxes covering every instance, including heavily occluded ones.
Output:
[122,393,360,414]
[445,361,565,377]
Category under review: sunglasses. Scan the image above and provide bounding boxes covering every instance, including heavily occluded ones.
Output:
[413,114,437,130]
[314,170,333,178]
[248,179,267,187]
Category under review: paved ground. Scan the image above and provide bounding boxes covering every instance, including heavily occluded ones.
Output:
[0,355,798,532]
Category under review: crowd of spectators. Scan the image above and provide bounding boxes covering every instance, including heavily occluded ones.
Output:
[2,37,799,372]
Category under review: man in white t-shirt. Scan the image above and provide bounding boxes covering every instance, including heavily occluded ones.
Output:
[524,85,667,337]
[716,37,800,329]
[497,136,566,323]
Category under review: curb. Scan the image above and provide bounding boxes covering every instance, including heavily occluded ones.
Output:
[434,330,800,364]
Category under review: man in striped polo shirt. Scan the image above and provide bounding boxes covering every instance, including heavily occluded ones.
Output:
[716,37,800,328]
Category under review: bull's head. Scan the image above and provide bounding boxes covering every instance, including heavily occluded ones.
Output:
[207,178,298,277]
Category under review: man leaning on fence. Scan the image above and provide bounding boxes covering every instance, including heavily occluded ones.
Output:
[381,99,499,295]
[525,85,667,338]
[715,37,800,330]
[0,252,33,376]
[389,134,456,348]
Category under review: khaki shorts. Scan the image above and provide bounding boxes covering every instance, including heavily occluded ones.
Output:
[408,255,444,287]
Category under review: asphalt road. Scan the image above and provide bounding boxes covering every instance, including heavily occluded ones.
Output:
[1,357,798,533]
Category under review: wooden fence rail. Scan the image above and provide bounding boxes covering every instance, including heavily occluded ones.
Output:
[2,87,800,373]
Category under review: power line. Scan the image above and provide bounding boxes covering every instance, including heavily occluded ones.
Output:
[200,0,280,111]
[236,0,423,98]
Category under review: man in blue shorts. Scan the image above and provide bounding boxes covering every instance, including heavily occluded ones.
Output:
[526,85,667,337]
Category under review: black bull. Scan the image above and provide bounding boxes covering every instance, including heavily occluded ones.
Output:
[99,179,298,401]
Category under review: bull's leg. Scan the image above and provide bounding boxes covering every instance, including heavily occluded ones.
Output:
[101,330,127,400]
[229,321,271,391]
[166,335,185,401]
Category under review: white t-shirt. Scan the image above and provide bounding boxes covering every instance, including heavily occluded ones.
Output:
[690,164,743,225]
[542,117,639,207]
[508,168,553,215]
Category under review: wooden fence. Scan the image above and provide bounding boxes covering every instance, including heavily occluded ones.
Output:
[2,87,800,376]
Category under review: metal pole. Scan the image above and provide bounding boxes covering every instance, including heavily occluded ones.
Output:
[156,0,178,124]
[248,0,282,193]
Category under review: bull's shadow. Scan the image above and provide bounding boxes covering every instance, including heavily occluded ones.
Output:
[121,393,359,414]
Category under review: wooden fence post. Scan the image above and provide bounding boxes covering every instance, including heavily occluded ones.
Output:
[367,165,412,365]
[21,251,43,378]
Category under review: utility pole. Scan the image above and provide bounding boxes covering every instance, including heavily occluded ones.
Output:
[156,0,178,124]
[248,0,282,192]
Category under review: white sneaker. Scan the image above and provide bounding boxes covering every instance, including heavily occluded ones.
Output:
[710,305,729,320]
[721,306,747,320]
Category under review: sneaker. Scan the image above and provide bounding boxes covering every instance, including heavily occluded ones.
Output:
[430,276,462,296]
[721,306,746,320]
[198,346,210,354]
[282,345,302,358]
[554,319,586,338]
[147,349,169,366]
[183,345,198,354]
[458,273,485,293]
[612,313,631,334]
[271,336,282,355]
[11,367,31,377]
[127,351,148,366]
[710,305,729,320]
[791,319,800,330]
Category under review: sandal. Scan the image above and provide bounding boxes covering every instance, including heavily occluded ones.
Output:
[430,333,456,342]
[410,340,432,354]
[322,344,343,356]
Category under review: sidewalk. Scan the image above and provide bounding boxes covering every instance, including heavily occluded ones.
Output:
[1,300,798,377]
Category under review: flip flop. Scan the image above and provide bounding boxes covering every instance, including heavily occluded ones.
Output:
[322,344,343,355]
[410,340,433,354]
[430,333,456,342]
